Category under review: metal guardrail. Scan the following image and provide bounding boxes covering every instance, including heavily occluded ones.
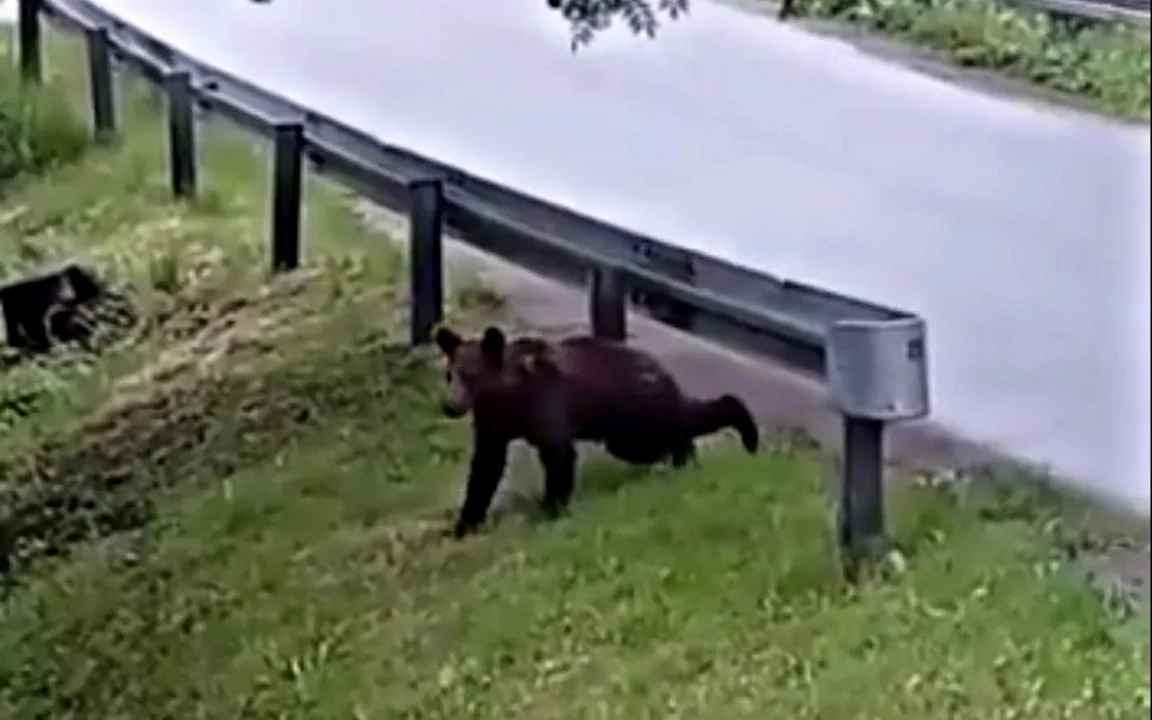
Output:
[1015,0,1150,25]
[15,0,932,577]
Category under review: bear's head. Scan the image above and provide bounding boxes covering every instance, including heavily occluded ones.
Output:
[434,325,512,419]
[434,325,556,419]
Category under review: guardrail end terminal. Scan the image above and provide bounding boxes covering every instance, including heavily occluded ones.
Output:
[826,316,930,579]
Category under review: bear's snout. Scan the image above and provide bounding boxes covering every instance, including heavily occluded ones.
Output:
[442,370,473,418]
[441,400,469,419]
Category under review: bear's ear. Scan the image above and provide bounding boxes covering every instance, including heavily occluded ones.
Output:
[480,326,506,366]
[434,326,462,358]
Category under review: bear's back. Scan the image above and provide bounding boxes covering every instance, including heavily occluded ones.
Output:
[554,336,677,393]
[546,336,686,435]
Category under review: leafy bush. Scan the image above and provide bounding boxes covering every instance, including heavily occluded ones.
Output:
[792,0,1151,119]
[0,56,90,185]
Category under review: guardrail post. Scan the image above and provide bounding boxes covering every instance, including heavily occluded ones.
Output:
[838,415,886,579]
[18,0,43,85]
[826,317,929,581]
[271,121,304,273]
[164,70,197,199]
[589,266,627,341]
[632,240,696,331]
[408,178,444,346]
[85,27,117,144]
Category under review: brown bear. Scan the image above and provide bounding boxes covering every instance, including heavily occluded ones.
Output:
[434,325,759,538]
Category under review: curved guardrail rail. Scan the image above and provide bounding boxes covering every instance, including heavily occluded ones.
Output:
[1014,0,1150,25]
[14,0,932,577]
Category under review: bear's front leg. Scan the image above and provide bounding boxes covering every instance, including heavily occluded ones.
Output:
[537,442,577,520]
[453,428,509,539]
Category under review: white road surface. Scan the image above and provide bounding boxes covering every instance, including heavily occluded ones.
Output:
[22,0,1152,510]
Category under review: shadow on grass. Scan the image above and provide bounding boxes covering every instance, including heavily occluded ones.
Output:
[479,430,794,537]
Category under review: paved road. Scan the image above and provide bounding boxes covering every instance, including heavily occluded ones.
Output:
[64,0,1152,511]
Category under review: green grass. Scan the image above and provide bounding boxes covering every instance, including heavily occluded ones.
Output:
[0,38,90,186]
[785,0,1151,121]
[3,434,1150,719]
[0,25,1149,720]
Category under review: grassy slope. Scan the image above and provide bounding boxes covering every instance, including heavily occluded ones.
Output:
[1,28,1149,720]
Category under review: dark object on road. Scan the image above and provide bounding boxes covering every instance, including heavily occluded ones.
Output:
[0,262,131,360]
[434,325,759,538]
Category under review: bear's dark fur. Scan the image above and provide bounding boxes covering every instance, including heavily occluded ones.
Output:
[434,325,759,538]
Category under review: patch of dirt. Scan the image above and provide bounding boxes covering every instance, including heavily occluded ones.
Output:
[1081,545,1151,609]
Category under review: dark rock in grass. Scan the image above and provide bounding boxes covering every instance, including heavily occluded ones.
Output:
[0,262,133,362]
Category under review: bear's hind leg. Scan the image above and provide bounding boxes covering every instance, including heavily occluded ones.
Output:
[537,442,578,520]
[684,394,759,453]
